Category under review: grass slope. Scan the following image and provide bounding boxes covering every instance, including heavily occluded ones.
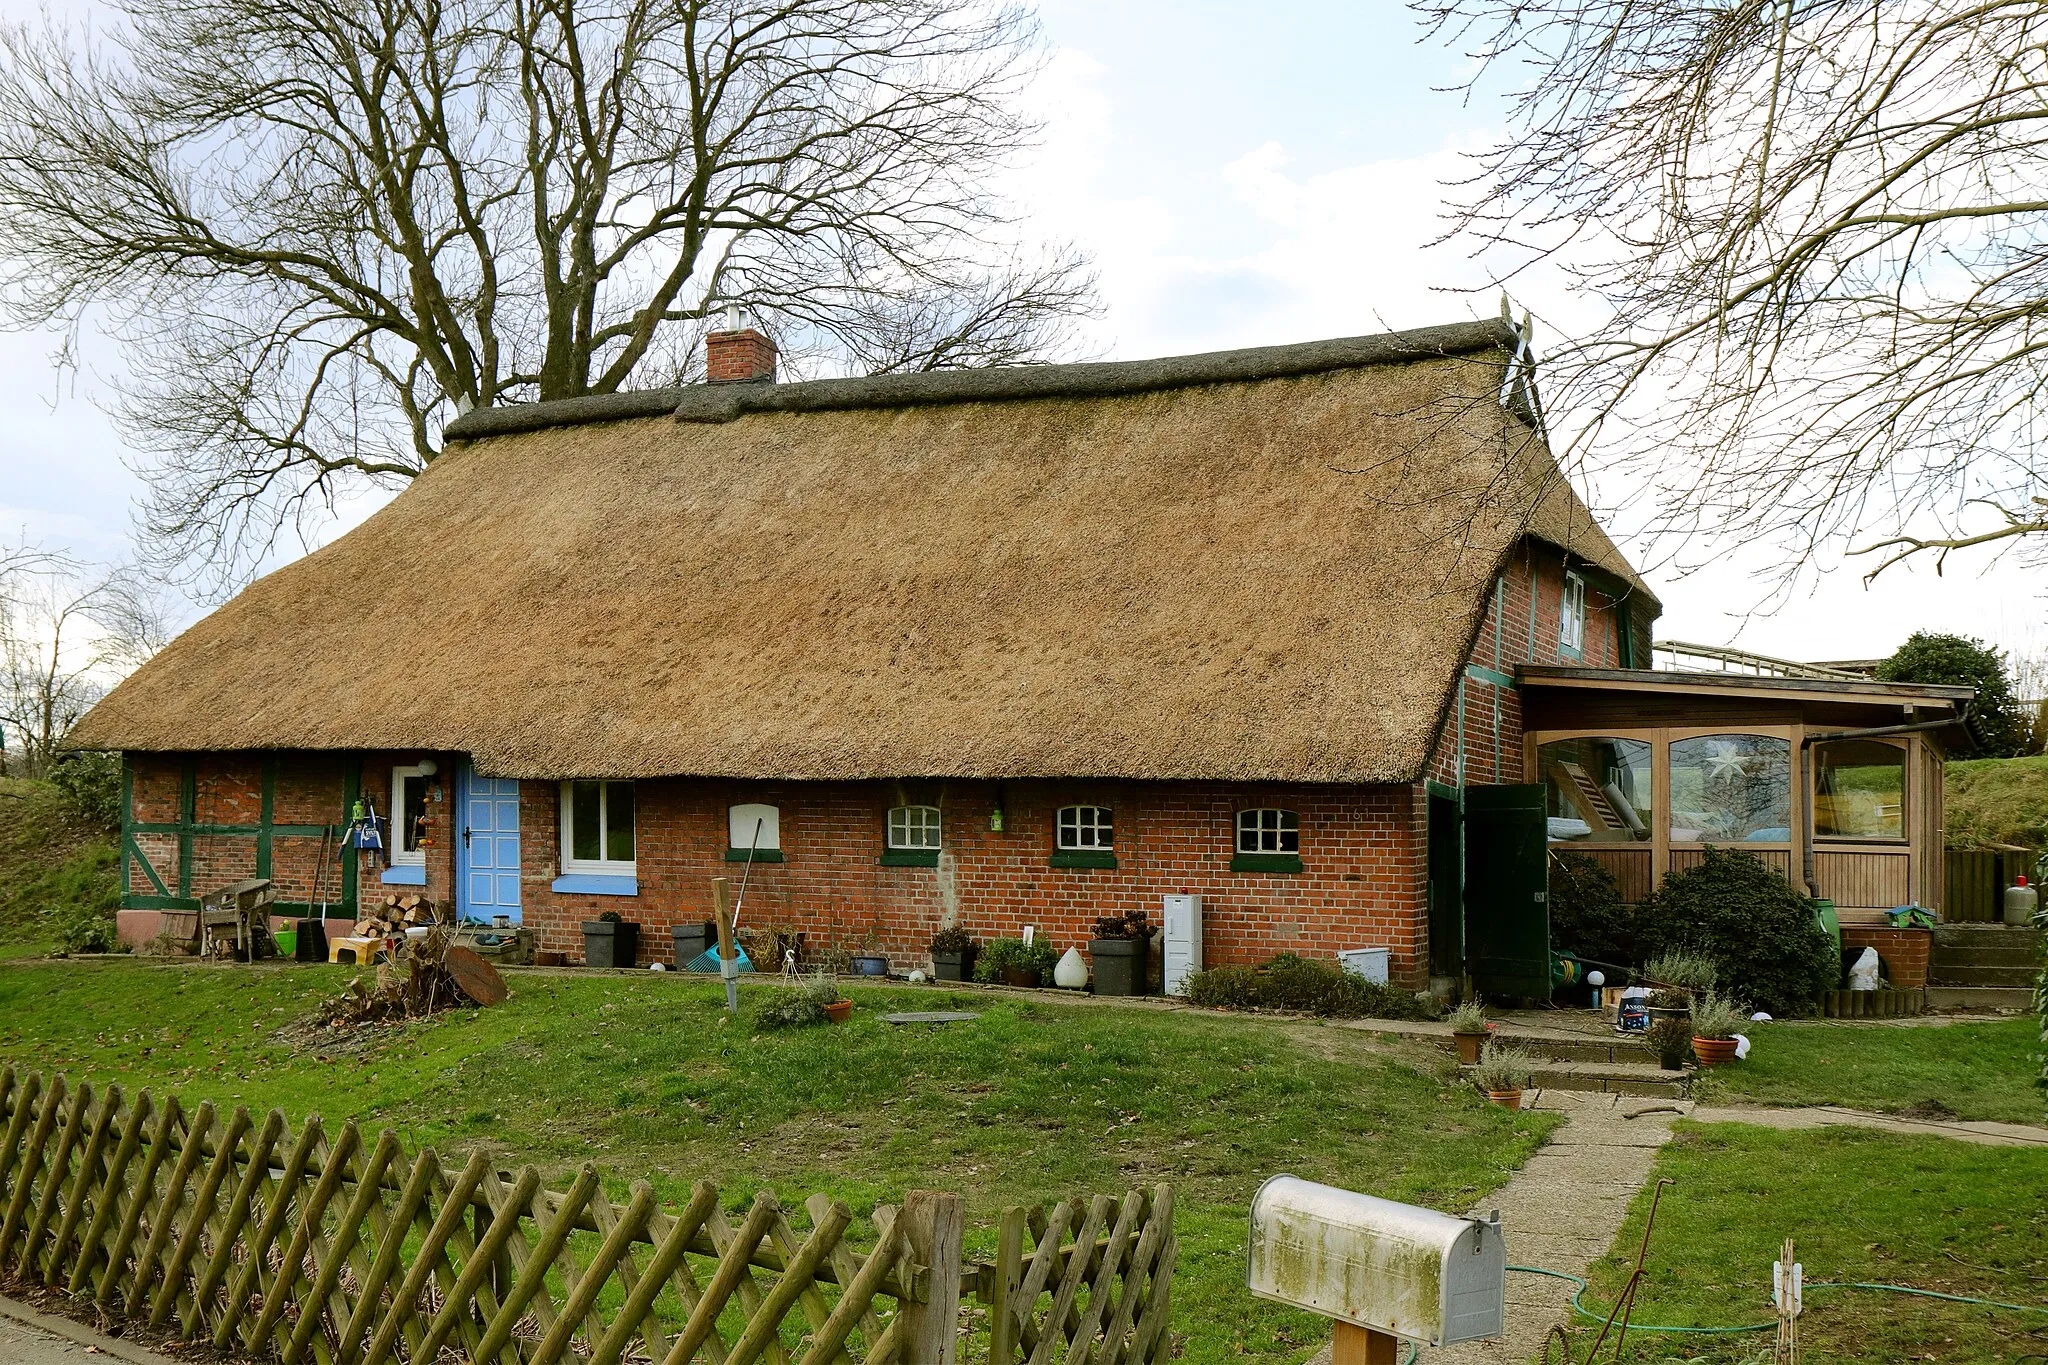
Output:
[0,777,115,958]
[1946,753,2048,851]
[1692,1018,2045,1125]
[0,960,1555,1365]
[1577,1123,2048,1364]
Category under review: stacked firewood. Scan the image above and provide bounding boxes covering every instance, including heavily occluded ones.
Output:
[350,893,451,938]
[324,924,507,1025]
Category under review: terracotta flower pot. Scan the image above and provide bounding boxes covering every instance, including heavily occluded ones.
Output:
[1487,1089,1523,1111]
[1691,1036,1737,1067]
[1454,1031,1487,1065]
[824,999,853,1023]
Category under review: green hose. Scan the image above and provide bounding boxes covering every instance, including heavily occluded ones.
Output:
[1507,1263,2048,1336]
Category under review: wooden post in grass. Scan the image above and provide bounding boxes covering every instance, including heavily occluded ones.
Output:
[1330,1321,1398,1365]
[712,876,738,1015]
[902,1190,964,1365]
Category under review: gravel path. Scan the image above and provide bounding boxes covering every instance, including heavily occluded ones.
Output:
[0,1295,181,1365]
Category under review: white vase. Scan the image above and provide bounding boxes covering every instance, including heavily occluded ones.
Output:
[1054,945,1089,989]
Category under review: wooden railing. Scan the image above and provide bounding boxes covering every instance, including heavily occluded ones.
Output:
[0,1069,1173,1365]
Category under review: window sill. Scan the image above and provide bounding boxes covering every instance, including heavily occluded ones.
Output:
[552,873,638,896]
[1231,853,1303,874]
[380,865,427,886]
[724,848,785,863]
[879,849,939,867]
[1049,850,1118,869]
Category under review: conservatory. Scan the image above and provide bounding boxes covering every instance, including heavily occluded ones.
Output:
[1515,665,1974,921]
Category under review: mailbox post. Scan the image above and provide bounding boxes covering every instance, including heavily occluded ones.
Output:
[1247,1176,1504,1360]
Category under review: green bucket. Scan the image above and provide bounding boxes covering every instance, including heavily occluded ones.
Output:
[1811,898,1840,952]
[273,929,297,958]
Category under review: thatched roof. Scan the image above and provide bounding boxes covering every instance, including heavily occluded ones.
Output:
[74,319,1653,782]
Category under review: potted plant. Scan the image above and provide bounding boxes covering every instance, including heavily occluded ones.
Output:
[582,910,640,968]
[671,918,718,969]
[850,920,890,977]
[1645,1015,1693,1071]
[1688,993,1744,1067]
[930,925,977,981]
[1470,1044,1534,1110]
[808,971,852,1023]
[1088,909,1151,996]
[1644,951,1717,1002]
[974,937,1058,988]
[1447,999,1490,1065]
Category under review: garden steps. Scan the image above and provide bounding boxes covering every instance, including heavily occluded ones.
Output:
[1928,923,2038,989]
[1924,985,2035,1011]
[1460,1058,1689,1098]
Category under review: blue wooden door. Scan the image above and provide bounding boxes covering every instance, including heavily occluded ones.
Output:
[457,763,522,923]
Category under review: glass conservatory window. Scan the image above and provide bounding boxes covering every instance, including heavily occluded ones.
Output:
[1667,735,1792,843]
[1813,739,1906,840]
[1538,737,1651,842]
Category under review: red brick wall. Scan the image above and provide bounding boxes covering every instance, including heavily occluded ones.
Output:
[519,777,1427,984]
[705,329,777,383]
[1840,925,1931,989]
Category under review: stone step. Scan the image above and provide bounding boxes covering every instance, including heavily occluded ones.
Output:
[1526,1061,1689,1098]
[1930,943,2041,967]
[1488,1029,1656,1065]
[1928,964,2040,987]
[1925,985,2035,1011]
[1932,923,2041,948]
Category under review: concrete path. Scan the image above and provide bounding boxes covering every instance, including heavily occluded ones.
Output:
[0,1295,180,1365]
[1692,1103,2048,1147]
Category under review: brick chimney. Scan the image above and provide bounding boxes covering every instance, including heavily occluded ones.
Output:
[706,324,778,384]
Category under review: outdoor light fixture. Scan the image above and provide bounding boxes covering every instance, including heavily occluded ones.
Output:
[416,759,438,777]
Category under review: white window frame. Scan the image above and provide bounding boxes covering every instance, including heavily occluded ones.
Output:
[1236,808,1299,854]
[1056,805,1114,850]
[887,804,942,851]
[560,780,637,875]
[391,765,429,866]
[1559,572,1587,654]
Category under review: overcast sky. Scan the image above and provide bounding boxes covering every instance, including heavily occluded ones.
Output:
[2,0,2041,665]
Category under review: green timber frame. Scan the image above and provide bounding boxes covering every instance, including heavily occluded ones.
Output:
[119,755,361,919]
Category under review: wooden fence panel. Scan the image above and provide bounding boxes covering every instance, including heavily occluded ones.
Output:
[1944,849,2037,922]
[0,1069,1174,1365]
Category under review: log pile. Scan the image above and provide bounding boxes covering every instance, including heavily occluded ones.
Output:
[325,925,507,1025]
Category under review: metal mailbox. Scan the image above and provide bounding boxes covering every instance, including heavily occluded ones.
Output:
[1246,1175,1504,1346]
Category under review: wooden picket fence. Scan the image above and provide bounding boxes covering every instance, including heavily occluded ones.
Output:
[0,1068,1174,1365]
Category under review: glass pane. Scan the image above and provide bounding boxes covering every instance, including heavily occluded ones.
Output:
[1539,737,1652,843]
[1814,739,1904,839]
[1057,807,1079,848]
[606,782,635,862]
[890,806,940,849]
[399,774,428,853]
[570,781,601,862]
[1276,810,1298,852]
[1238,809,1297,853]
[1668,735,1792,843]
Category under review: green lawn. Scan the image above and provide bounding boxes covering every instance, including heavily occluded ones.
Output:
[1690,1017,2045,1125]
[0,958,1555,1365]
[1570,1123,2048,1364]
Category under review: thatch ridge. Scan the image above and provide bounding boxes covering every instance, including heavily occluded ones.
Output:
[76,333,1651,782]
[444,318,1517,440]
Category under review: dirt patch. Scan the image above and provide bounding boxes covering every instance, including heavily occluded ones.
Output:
[1894,1098,1961,1121]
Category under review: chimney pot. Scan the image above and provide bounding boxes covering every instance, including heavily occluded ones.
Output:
[706,325,777,384]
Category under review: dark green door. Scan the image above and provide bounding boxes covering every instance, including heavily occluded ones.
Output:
[1463,784,1550,1000]
[1426,787,1463,979]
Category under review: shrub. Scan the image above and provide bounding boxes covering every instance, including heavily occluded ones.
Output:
[973,937,1058,983]
[1637,846,1836,1016]
[1643,951,1717,994]
[47,752,122,831]
[1547,849,1641,968]
[1470,1044,1533,1093]
[1091,909,1149,940]
[34,843,122,953]
[755,991,827,1031]
[1646,1016,1693,1068]
[1446,999,1487,1034]
[1877,632,2032,757]
[929,925,973,953]
[1183,953,1441,1021]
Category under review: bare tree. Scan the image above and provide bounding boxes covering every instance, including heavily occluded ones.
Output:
[1416,1,2048,586]
[0,0,1095,593]
[0,553,170,779]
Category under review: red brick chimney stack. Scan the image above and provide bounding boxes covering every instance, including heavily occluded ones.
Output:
[706,307,777,384]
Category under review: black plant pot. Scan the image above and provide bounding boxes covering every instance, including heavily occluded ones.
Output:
[672,920,716,968]
[1089,937,1149,997]
[583,920,640,969]
[852,954,890,977]
[932,947,977,982]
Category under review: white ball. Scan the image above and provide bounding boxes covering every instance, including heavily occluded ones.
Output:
[908,968,927,983]
[649,961,666,971]
[1586,970,1606,988]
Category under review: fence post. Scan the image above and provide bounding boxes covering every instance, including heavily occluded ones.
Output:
[902,1190,964,1365]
